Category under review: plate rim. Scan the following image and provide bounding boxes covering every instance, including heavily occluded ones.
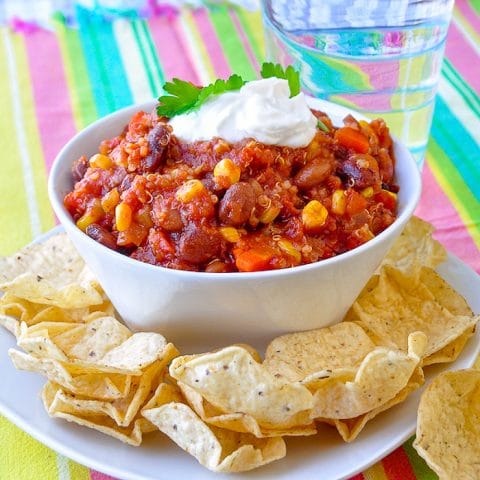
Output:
[0,226,479,480]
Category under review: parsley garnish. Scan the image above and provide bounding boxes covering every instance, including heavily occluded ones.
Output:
[157,63,302,118]
[157,74,246,118]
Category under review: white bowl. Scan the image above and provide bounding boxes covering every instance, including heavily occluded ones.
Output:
[48,98,421,352]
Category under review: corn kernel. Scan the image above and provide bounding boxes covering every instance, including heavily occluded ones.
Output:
[277,239,301,263]
[220,227,241,243]
[101,188,120,213]
[213,158,241,186]
[175,179,205,203]
[76,213,95,232]
[361,186,374,198]
[302,200,328,230]
[89,153,112,169]
[259,206,281,224]
[76,200,103,231]
[115,202,132,232]
[331,190,347,215]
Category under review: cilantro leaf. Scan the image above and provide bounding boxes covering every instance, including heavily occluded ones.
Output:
[157,78,201,117]
[157,74,246,118]
[260,62,301,97]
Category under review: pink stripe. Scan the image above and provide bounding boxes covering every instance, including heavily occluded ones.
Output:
[90,471,118,480]
[455,1,480,35]
[192,8,231,79]
[24,29,76,172]
[148,17,199,84]
[229,10,259,73]
[445,21,480,93]
[416,163,480,273]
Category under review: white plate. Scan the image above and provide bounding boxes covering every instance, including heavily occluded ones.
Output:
[1,227,479,480]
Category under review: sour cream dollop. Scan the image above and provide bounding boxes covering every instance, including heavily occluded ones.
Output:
[168,77,318,148]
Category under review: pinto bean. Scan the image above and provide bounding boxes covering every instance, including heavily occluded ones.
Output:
[341,153,380,189]
[86,224,118,250]
[294,160,332,190]
[72,156,89,182]
[218,182,256,227]
[178,224,221,265]
[142,123,171,172]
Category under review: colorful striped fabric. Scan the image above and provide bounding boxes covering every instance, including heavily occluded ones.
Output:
[0,2,478,479]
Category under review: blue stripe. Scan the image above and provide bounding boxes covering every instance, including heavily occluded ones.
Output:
[430,95,480,200]
[75,5,133,117]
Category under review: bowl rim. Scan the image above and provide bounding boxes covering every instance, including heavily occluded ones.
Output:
[48,98,422,281]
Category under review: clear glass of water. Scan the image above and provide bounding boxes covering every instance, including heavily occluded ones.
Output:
[261,0,455,167]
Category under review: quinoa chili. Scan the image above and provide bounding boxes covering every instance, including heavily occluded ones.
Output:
[64,109,398,273]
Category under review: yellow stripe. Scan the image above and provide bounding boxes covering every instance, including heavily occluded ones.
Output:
[11,34,55,235]
[239,9,266,59]
[363,461,389,480]
[69,460,91,480]
[0,415,59,480]
[0,32,32,254]
[180,8,216,83]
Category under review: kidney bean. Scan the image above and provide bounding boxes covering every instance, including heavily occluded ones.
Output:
[218,182,256,227]
[341,154,380,189]
[294,160,333,190]
[72,156,89,182]
[178,224,221,265]
[142,123,171,172]
[85,224,118,250]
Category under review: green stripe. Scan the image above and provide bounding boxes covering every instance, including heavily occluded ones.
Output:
[442,60,480,117]
[469,0,480,15]
[131,20,157,97]
[53,15,98,128]
[236,7,265,64]
[208,5,257,80]
[427,138,480,246]
[403,437,439,479]
[139,20,165,94]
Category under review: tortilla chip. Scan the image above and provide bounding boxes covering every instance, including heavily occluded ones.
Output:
[381,216,447,273]
[170,346,314,430]
[179,382,316,438]
[0,313,20,337]
[9,349,132,399]
[346,266,479,359]
[308,332,426,419]
[325,367,425,442]
[0,233,103,308]
[264,322,376,382]
[45,362,164,427]
[143,402,286,472]
[414,369,480,479]
[42,382,153,446]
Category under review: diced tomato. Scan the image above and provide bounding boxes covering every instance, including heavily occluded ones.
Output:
[345,190,367,216]
[374,190,397,211]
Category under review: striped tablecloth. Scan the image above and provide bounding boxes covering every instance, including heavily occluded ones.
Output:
[0,2,479,479]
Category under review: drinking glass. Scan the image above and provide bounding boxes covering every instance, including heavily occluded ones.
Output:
[261,0,455,167]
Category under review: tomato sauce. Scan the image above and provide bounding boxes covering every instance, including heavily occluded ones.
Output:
[64,109,398,272]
